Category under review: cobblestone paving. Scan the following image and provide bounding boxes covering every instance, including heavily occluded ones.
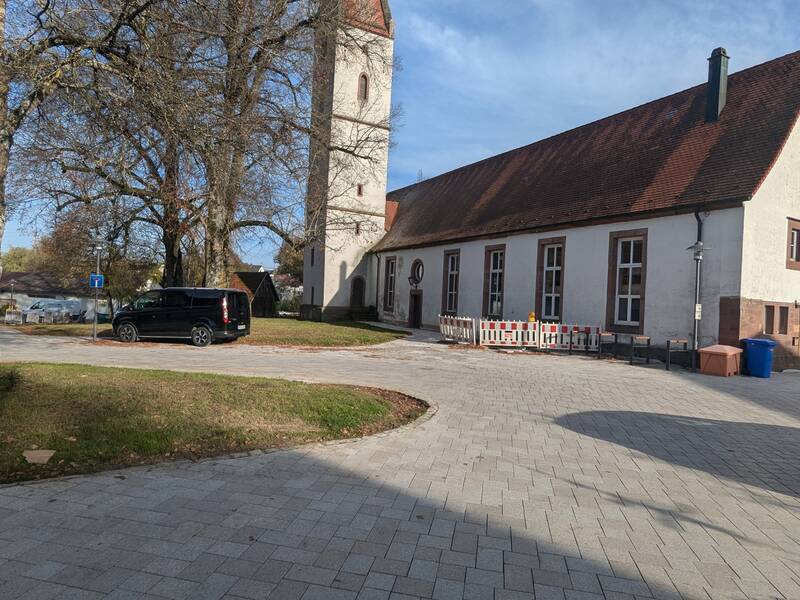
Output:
[1,329,800,599]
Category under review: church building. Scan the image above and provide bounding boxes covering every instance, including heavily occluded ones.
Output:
[302,1,800,369]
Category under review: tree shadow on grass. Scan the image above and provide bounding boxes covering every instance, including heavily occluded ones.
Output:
[556,410,800,499]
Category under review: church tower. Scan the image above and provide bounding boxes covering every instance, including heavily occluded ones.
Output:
[301,0,394,321]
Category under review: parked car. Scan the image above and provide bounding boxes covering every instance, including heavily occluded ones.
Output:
[23,300,82,323]
[112,288,251,347]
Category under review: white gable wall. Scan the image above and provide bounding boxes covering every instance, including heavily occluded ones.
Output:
[378,207,744,346]
[741,117,800,303]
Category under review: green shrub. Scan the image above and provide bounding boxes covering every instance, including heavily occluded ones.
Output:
[0,367,20,394]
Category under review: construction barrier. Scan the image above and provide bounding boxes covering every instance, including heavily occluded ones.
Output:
[539,323,601,352]
[479,320,539,348]
[438,315,477,345]
[4,310,22,325]
[440,317,601,352]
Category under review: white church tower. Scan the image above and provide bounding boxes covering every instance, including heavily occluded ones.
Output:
[301,0,394,321]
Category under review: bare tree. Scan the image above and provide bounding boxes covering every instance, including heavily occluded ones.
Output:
[0,0,157,265]
[12,0,394,288]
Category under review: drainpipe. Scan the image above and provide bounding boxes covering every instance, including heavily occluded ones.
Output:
[691,211,705,372]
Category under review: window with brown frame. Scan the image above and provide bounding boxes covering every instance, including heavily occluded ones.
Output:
[441,250,460,315]
[482,245,505,319]
[779,306,789,335]
[788,218,800,270]
[606,229,648,334]
[383,257,396,312]
[535,237,565,321]
[765,305,775,335]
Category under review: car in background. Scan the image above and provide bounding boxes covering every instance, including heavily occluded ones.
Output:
[22,300,83,323]
[112,288,250,347]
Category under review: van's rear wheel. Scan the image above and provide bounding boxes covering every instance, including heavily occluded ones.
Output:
[117,323,138,343]
[191,325,212,347]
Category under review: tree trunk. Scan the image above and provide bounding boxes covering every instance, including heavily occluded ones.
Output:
[0,0,9,262]
[204,194,229,288]
[162,230,184,287]
[106,289,115,319]
[160,138,184,287]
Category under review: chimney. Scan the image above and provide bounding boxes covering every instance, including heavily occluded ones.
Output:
[706,47,729,122]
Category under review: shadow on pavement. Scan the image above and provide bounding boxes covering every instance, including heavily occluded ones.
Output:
[556,410,800,499]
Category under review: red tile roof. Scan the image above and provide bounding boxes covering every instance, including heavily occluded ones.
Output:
[343,0,392,38]
[377,50,800,251]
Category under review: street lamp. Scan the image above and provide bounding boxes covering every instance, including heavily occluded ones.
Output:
[8,279,16,308]
[91,241,104,342]
[686,239,705,372]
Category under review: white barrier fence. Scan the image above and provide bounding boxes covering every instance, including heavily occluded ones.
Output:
[438,315,477,345]
[4,310,22,325]
[479,320,539,348]
[440,315,600,353]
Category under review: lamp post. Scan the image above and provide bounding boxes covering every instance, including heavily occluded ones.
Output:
[92,241,103,342]
[687,240,705,372]
[9,279,16,308]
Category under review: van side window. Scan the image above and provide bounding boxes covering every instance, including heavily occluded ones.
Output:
[191,292,219,307]
[134,291,162,310]
[163,291,189,307]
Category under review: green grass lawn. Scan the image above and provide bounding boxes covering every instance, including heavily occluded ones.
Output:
[1,318,407,347]
[243,318,407,347]
[0,363,426,483]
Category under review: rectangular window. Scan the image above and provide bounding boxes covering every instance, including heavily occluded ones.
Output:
[606,230,647,333]
[383,257,396,311]
[765,305,775,335]
[788,218,800,270]
[779,306,789,335]
[542,244,563,321]
[615,238,644,326]
[483,246,505,318]
[442,251,460,315]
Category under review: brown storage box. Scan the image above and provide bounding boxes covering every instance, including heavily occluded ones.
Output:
[699,345,743,377]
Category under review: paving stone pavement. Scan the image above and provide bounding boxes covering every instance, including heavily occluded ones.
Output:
[1,329,800,600]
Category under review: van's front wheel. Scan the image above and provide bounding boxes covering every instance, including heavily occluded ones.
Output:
[191,325,212,348]
[117,323,138,343]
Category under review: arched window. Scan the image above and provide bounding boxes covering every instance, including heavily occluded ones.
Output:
[358,74,369,103]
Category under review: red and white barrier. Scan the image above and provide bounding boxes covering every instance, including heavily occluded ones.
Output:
[438,315,477,345]
[439,315,601,353]
[479,320,539,348]
[539,324,600,352]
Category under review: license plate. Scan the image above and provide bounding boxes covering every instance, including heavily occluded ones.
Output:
[237,324,246,330]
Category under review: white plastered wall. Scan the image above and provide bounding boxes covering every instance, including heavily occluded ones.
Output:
[378,208,744,346]
[741,117,800,304]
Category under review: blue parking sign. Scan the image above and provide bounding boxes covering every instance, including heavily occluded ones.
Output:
[89,273,105,289]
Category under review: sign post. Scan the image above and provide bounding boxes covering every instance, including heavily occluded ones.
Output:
[89,243,105,342]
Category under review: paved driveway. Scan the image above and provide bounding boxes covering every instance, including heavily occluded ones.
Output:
[1,330,800,600]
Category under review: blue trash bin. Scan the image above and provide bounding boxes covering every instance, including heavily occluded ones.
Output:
[743,338,777,378]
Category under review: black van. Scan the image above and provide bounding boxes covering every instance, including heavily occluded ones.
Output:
[112,288,251,347]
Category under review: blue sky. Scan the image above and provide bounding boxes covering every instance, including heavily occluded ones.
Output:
[5,0,800,267]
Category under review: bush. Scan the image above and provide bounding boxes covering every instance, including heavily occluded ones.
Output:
[0,367,19,394]
[276,294,302,313]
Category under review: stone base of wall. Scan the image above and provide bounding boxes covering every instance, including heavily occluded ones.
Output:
[719,296,800,370]
[300,304,378,323]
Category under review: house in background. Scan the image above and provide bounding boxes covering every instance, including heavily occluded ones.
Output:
[299,2,800,369]
[0,271,100,314]
[229,271,279,318]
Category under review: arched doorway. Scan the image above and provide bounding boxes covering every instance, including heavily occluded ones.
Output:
[350,276,365,309]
